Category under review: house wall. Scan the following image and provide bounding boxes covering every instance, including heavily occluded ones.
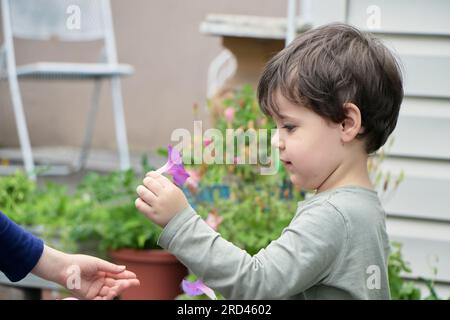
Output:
[310,0,450,297]
[0,0,285,152]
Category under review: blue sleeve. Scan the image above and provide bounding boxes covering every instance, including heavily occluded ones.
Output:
[0,211,44,282]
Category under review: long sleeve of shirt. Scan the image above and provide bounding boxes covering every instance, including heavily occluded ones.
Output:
[157,201,347,299]
[0,211,44,282]
[157,186,391,299]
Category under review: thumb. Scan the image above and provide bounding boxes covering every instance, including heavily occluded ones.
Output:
[96,259,126,274]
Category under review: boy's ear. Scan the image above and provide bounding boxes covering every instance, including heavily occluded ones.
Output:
[340,103,362,143]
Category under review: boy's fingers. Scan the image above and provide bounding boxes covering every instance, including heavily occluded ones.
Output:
[136,185,157,204]
[145,170,159,178]
[135,198,157,219]
[146,171,172,188]
[143,177,164,196]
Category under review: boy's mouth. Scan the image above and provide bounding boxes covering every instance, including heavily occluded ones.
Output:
[281,159,293,167]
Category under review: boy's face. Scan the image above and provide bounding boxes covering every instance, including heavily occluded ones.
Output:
[271,91,345,191]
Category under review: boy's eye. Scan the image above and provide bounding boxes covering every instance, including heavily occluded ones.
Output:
[282,124,296,132]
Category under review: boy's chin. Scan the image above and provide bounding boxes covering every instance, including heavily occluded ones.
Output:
[289,174,315,192]
[289,174,303,188]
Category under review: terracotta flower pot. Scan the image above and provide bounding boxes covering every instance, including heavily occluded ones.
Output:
[109,249,188,300]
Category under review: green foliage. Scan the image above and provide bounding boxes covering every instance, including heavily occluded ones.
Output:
[0,170,37,225]
[195,183,300,256]
[183,85,302,256]
[0,167,162,254]
[74,169,162,252]
[388,242,422,300]
[187,84,288,185]
[0,171,77,250]
[388,242,450,300]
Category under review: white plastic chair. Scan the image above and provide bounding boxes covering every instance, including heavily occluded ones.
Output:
[0,0,133,178]
[206,49,237,99]
[205,0,314,98]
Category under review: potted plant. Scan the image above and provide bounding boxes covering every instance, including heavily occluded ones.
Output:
[102,204,188,300]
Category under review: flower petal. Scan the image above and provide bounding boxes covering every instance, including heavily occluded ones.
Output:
[198,282,217,300]
[157,145,190,187]
[181,279,217,300]
[169,165,190,187]
[168,145,182,165]
[181,279,204,296]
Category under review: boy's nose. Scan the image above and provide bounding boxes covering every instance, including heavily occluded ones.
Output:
[271,130,285,150]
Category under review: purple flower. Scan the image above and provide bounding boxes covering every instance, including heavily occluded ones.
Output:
[156,145,190,187]
[181,279,217,300]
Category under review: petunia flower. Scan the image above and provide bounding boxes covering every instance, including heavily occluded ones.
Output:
[155,145,190,187]
[181,279,217,300]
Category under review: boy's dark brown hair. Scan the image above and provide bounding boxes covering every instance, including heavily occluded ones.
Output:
[257,23,403,154]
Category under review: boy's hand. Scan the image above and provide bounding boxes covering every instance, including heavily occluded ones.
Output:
[135,171,190,227]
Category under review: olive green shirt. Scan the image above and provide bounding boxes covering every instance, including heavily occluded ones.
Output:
[158,185,391,299]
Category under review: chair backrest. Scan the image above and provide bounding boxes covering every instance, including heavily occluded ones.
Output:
[7,0,107,41]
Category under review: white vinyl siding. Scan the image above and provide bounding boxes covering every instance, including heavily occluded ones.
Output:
[311,0,450,296]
